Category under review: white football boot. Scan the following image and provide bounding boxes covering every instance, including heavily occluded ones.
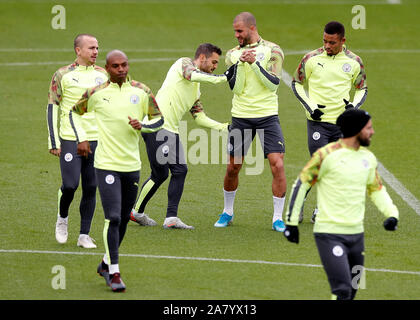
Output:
[130,210,157,226]
[163,217,194,230]
[55,216,68,244]
[77,234,97,248]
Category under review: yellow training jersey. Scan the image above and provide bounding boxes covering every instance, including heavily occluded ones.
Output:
[72,80,162,172]
[225,38,284,118]
[292,46,368,124]
[46,61,108,149]
[286,140,398,234]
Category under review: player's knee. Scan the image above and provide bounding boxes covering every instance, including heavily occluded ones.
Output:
[269,158,284,175]
[172,164,188,178]
[226,162,242,177]
[108,214,121,226]
[152,169,170,184]
[61,183,78,195]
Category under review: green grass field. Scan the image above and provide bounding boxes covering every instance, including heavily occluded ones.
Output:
[1,0,419,302]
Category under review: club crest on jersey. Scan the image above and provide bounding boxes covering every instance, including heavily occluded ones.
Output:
[256,52,265,62]
[361,159,369,169]
[342,63,352,72]
[95,77,104,85]
[130,94,139,104]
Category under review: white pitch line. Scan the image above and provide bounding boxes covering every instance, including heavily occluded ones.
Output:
[0,48,192,53]
[281,69,420,216]
[1,249,419,276]
[0,57,176,67]
[377,163,420,214]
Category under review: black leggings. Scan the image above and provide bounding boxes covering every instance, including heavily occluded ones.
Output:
[96,169,139,265]
[133,130,187,218]
[59,139,97,234]
[314,232,365,300]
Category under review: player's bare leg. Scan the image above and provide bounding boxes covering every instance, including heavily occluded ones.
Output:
[267,152,287,232]
[215,156,243,227]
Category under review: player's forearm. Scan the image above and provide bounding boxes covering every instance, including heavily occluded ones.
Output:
[369,186,399,220]
[285,178,311,226]
[46,103,60,150]
[250,61,280,92]
[69,110,87,143]
[182,57,226,84]
[352,88,368,109]
[190,70,227,84]
[227,62,245,94]
[291,80,318,113]
[193,112,228,131]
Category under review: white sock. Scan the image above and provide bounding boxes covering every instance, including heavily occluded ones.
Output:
[223,189,236,216]
[57,216,68,222]
[103,254,109,265]
[272,195,285,223]
[109,264,120,275]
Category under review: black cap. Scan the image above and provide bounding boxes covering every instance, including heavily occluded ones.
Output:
[336,109,371,138]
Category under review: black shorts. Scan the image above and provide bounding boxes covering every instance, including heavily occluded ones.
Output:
[307,120,342,156]
[227,115,285,159]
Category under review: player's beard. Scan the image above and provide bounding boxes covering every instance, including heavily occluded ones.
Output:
[239,33,252,47]
[357,134,371,147]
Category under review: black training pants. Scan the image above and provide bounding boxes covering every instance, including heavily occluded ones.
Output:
[59,139,97,234]
[96,169,139,265]
[314,232,365,300]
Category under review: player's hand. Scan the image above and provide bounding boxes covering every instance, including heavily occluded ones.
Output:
[383,217,398,231]
[77,141,91,158]
[284,225,299,244]
[310,105,325,121]
[49,148,61,157]
[128,116,142,130]
[343,99,354,109]
[239,49,256,64]
[219,123,230,132]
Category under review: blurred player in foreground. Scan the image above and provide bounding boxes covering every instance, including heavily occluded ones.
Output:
[284,108,399,300]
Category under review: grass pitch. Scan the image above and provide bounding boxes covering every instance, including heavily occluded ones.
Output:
[0,0,419,301]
